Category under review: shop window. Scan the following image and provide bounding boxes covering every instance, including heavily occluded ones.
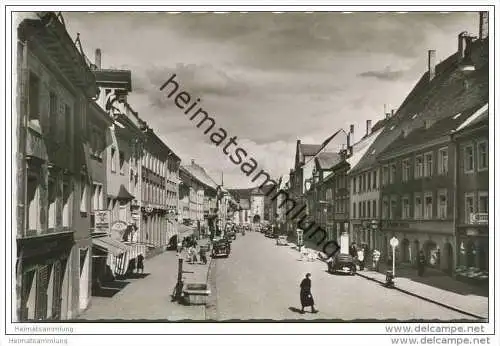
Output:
[424,192,433,219]
[477,140,488,171]
[438,148,448,175]
[464,145,474,173]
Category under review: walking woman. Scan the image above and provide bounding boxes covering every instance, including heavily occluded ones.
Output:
[299,273,318,314]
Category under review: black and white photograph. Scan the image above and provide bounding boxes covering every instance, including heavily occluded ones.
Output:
[2,2,498,345]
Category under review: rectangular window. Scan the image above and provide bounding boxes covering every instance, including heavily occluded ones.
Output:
[383,165,389,185]
[367,200,371,218]
[390,196,397,220]
[402,159,410,182]
[382,197,389,220]
[80,177,87,214]
[119,151,125,175]
[438,189,448,219]
[373,171,377,189]
[362,174,366,192]
[352,177,357,193]
[47,178,57,230]
[424,192,433,219]
[415,156,423,178]
[390,163,397,184]
[64,105,72,145]
[62,180,71,228]
[358,176,362,192]
[478,192,488,214]
[414,194,422,219]
[27,175,40,233]
[49,92,58,137]
[358,202,362,218]
[424,152,433,177]
[28,72,40,122]
[438,148,448,175]
[464,145,474,173]
[372,200,377,218]
[91,183,103,212]
[362,201,366,218]
[111,147,116,172]
[465,193,475,223]
[402,196,410,219]
[353,203,356,219]
[477,141,488,171]
[367,173,371,191]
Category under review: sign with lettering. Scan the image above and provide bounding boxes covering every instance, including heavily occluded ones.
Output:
[94,210,110,230]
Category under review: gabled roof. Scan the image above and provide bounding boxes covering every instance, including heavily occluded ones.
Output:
[353,37,488,173]
[300,144,322,157]
[380,104,486,159]
[316,152,341,170]
[181,163,219,191]
[347,128,384,173]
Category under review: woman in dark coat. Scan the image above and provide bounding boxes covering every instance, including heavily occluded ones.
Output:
[300,273,318,314]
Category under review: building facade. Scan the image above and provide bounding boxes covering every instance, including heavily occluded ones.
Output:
[16,12,98,320]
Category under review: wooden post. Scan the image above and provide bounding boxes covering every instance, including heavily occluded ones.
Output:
[175,258,183,301]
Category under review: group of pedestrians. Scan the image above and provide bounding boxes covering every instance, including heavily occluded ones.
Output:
[177,236,208,265]
[349,242,371,271]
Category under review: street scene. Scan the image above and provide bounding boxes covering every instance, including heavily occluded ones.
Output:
[13,10,489,324]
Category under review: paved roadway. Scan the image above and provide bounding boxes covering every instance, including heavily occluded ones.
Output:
[210,231,475,321]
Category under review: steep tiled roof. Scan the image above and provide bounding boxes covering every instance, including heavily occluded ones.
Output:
[455,103,488,132]
[316,152,341,170]
[380,103,487,159]
[347,128,384,173]
[300,144,322,157]
[182,163,218,191]
[352,37,488,173]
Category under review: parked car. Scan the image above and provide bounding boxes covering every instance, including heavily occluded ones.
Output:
[211,238,231,258]
[328,253,356,275]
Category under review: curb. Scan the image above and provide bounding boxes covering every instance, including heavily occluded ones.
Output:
[355,271,486,320]
[204,257,218,321]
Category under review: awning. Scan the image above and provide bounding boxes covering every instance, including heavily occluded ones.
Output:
[115,184,135,201]
[92,236,130,256]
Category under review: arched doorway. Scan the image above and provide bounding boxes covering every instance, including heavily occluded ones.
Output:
[253,214,261,224]
[424,240,438,267]
[443,242,453,273]
[412,240,420,265]
[401,239,411,263]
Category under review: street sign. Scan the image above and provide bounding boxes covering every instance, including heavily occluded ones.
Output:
[390,236,399,248]
[94,210,110,230]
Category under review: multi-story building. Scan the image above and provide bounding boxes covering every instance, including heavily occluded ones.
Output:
[16,12,98,320]
[141,128,181,254]
[348,120,386,251]
[453,104,489,281]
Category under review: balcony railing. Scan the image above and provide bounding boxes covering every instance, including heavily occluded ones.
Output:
[470,213,488,225]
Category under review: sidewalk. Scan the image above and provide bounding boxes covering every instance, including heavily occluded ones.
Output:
[293,241,489,320]
[77,246,211,321]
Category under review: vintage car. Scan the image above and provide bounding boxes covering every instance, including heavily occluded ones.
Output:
[276,235,288,246]
[225,229,236,241]
[265,226,278,238]
[328,253,356,275]
[211,238,231,258]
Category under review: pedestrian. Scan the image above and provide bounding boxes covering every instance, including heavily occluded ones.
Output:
[137,253,145,274]
[199,246,207,264]
[349,242,357,258]
[299,273,318,314]
[372,249,381,272]
[417,250,426,276]
[357,247,365,271]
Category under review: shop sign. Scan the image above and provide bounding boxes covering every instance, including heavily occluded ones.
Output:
[94,210,110,231]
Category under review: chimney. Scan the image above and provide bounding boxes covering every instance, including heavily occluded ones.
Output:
[95,48,102,69]
[479,12,488,40]
[458,32,468,59]
[349,124,354,143]
[391,109,395,117]
[428,50,436,81]
[366,119,372,136]
[191,159,195,165]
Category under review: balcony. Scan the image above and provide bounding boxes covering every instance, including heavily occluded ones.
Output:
[470,213,488,225]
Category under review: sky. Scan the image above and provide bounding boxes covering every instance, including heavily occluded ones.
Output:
[61,11,479,188]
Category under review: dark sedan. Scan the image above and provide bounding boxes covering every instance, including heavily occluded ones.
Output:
[327,253,356,275]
